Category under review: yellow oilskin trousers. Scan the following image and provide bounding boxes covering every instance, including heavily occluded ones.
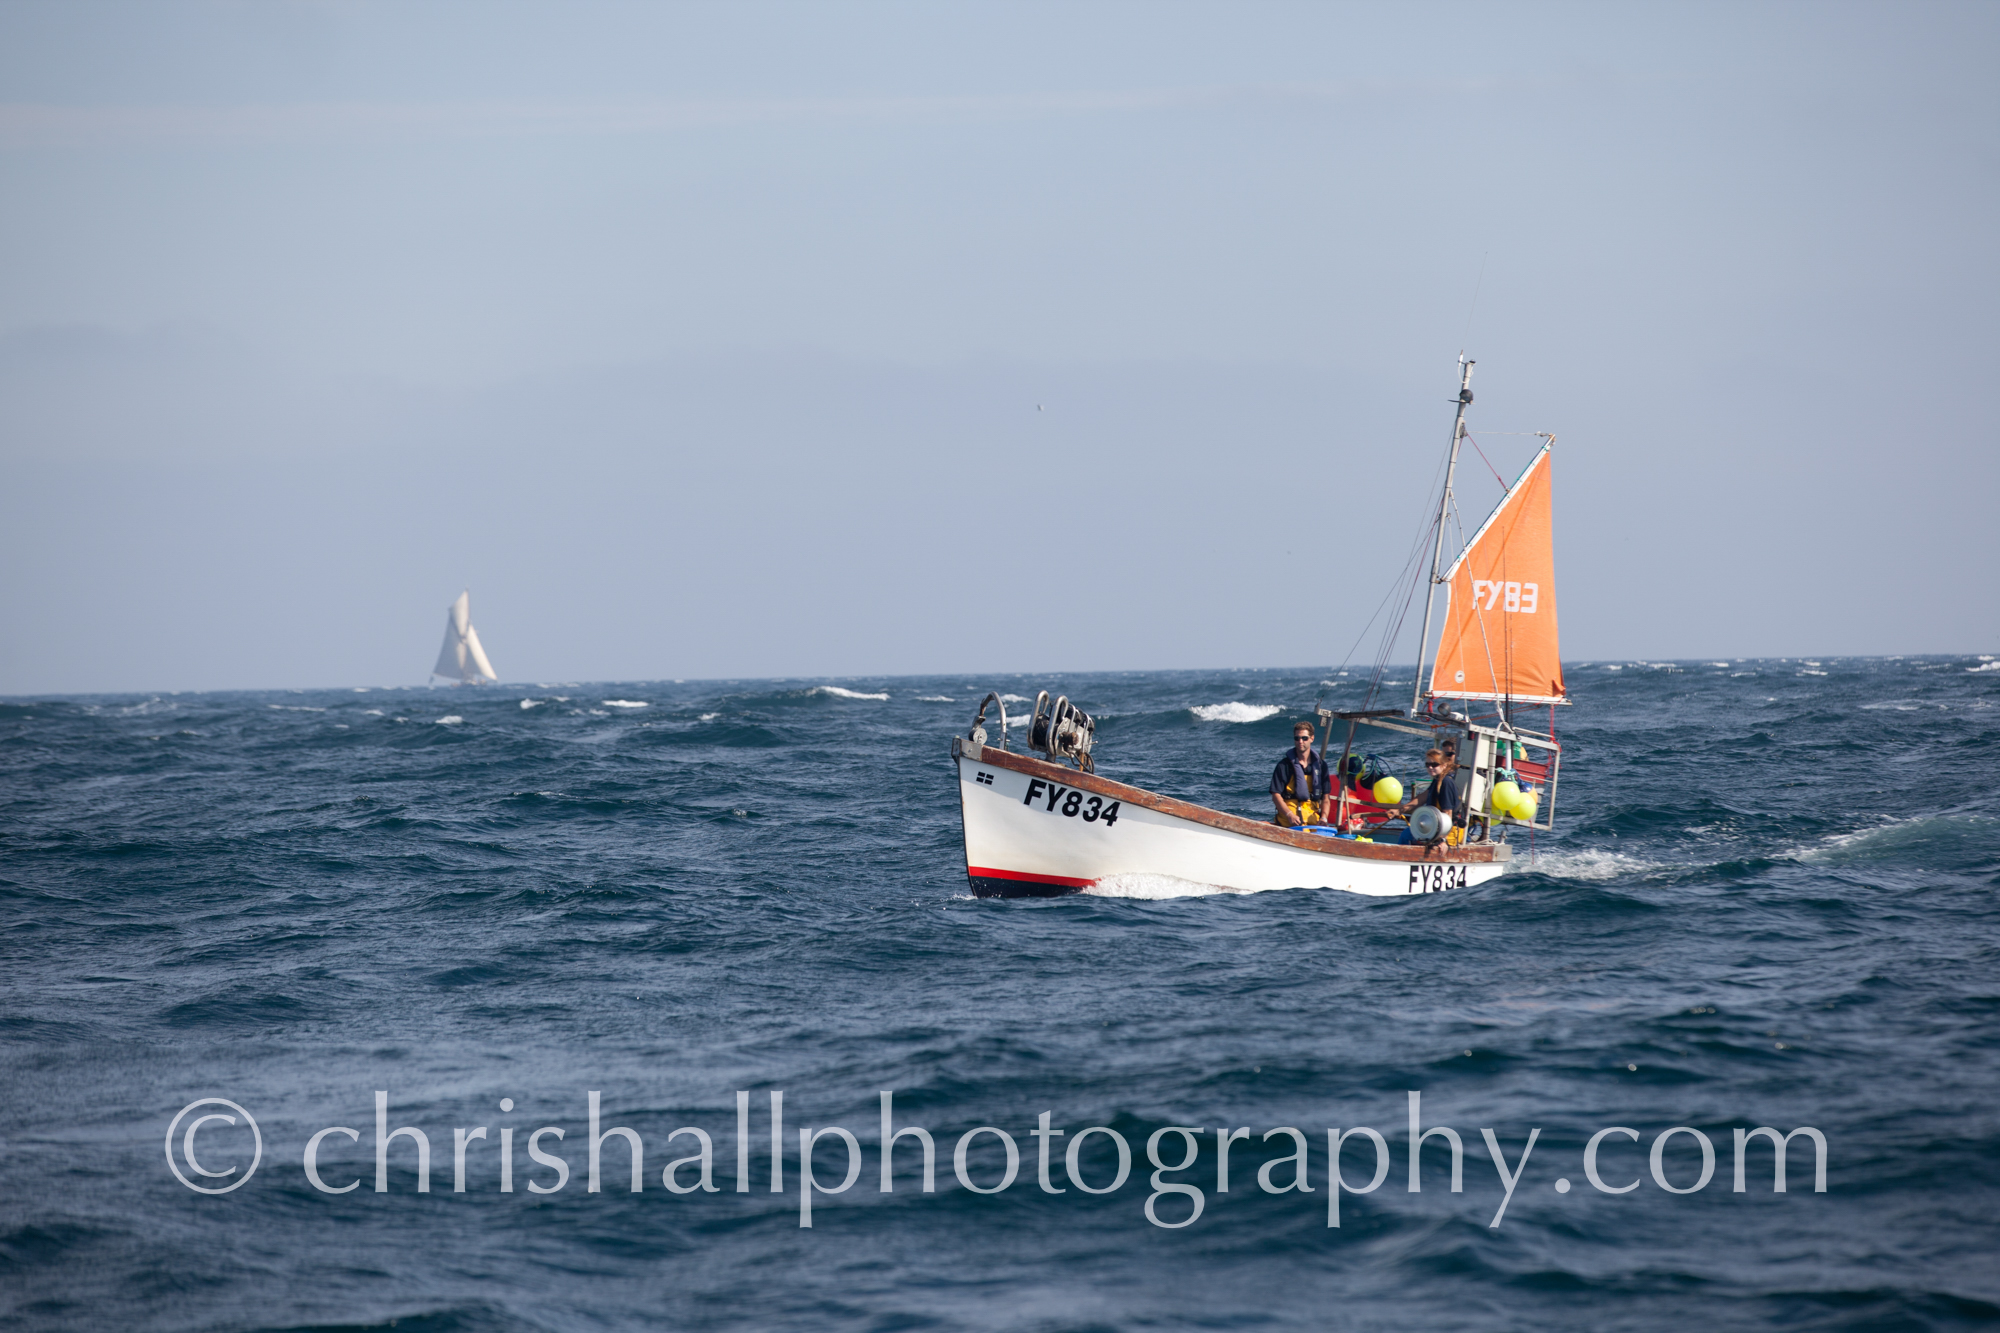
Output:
[1275,798,1324,827]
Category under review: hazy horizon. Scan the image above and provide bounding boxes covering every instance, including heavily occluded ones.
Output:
[6,652,1991,703]
[4,2,1996,694]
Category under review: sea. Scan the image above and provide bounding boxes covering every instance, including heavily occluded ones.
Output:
[3,656,1997,1332]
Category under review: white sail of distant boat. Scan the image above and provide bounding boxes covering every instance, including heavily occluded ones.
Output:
[431,590,498,684]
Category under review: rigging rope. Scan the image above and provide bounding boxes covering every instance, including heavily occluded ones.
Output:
[1315,432,1454,717]
[1462,431,1509,490]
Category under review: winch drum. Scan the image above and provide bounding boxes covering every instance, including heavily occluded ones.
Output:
[1409,806,1452,843]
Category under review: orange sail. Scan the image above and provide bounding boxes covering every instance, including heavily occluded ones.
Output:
[1427,443,1567,705]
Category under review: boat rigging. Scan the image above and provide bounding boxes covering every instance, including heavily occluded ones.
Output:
[947,357,1569,896]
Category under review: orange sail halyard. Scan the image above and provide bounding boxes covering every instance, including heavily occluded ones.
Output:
[1426,442,1566,705]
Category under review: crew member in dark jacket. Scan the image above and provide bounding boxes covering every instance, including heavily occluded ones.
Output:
[1271,722,1332,827]
[1395,748,1462,832]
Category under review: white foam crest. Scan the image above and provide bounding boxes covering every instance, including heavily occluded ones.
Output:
[519,699,543,709]
[602,699,649,708]
[916,695,956,702]
[810,686,889,701]
[1799,670,1828,676]
[436,715,464,725]
[362,709,384,716]
[1000,694,1032,704]
[1083,872,1256,899]
[698,712,720,722]
[1968,661,2000,673]
[267,704,326,712]
[1190,703,1282,723]
[1603,664,1623,671]
[1708,662,1730,667]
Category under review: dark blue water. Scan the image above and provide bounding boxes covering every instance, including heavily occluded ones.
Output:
[3,658,1998,1332]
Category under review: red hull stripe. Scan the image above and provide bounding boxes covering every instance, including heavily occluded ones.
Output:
[967,866,1096,889]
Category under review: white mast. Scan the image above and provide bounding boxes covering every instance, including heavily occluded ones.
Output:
[1412,357,1473,715]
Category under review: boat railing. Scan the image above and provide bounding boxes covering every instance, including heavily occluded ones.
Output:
[1316,707,1562,837]
[966,692,1008,752]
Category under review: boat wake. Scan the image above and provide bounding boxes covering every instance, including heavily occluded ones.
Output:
[1520,848,1663,881]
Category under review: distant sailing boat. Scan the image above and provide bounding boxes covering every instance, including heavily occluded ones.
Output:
[431,591,499,685]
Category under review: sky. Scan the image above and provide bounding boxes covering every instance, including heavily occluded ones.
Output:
[2,1,1995,694]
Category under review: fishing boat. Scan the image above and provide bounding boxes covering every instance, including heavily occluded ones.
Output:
[431,590,499,685]
[950,358,1568,897]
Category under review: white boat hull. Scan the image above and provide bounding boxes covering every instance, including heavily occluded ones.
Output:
[953,741,1510,898]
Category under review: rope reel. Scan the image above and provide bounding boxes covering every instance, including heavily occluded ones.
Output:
[1027,690,1096,772]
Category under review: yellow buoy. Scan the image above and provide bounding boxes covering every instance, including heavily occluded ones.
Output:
[1513,791,1539,822]
[1372,776,1403,805]
[1491,780,1521,812]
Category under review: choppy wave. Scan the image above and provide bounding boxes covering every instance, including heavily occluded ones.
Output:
[916,695,956,703]
[601,699,649,708]
[435,715,463,725]
[1801,813,1997,869]
[1189,702,1282,723]
[3,658,1996,1333]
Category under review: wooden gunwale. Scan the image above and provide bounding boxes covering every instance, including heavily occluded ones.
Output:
[966,745,1507,865]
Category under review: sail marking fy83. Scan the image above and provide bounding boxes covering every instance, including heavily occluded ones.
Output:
[1426,442,1565,706]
